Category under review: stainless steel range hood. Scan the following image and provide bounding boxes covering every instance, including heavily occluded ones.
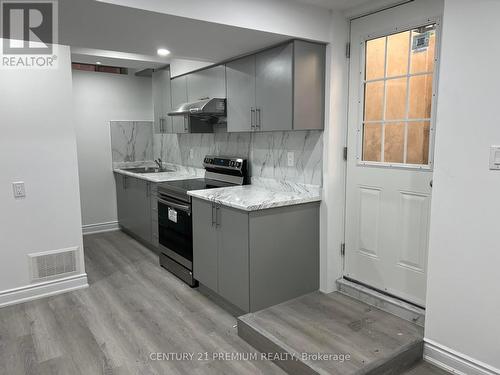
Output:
[168,98,226,118]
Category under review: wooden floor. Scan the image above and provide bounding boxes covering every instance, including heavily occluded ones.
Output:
[238,291,427,374]
[0,230,448,375]
[0,231,285,375]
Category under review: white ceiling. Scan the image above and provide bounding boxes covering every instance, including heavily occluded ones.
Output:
[293,0,379,11]
[60,0,290,69]
[61,0,402,69]
[292,0,405,15]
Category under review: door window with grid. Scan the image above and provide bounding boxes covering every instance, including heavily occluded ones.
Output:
[361,24,436,166]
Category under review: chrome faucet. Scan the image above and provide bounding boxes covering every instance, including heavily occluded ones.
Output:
[154,158,163,170]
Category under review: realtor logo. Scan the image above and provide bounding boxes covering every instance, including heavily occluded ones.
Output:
[1,0,58,68]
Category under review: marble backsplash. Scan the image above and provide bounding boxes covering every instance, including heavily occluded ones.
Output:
[153,126,323,186]
[110,121,153,164]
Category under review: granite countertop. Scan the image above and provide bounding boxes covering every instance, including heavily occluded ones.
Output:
[113,163,321,211]
[113,162,203,183]
[188,178,321,211]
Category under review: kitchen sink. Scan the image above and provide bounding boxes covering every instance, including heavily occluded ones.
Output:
[122,167,174,174]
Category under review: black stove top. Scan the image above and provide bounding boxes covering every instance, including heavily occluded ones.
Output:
[159,178,234,192]
[157,156,248,203]
[158,178,236,203]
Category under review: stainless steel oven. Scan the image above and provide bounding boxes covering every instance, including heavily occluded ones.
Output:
[157,156,248,287]
[158,194,193,269]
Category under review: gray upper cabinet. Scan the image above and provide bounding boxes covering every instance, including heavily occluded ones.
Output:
[171,74,188,108]
[170,75,189,134]
[152,71,162,133]
[172,116,190,134]
[226,40,325,132]
[255,43,293,131]
[152,68,173,133]
[226,55,256,132]
[293,40,326,130]
[162,40,324,134]
[186,65,226,102]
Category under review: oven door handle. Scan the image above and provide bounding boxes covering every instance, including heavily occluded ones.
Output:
[158,198,191,214]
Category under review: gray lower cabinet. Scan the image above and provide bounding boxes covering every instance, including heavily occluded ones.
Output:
[115,174,157,251]
[116,173,131,230]
[150,184,159,250]
[218,204,250,312]
[192,199,219,292]
[192,198,319,313]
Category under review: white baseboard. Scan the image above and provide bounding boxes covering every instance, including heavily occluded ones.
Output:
[424,339,500,375]
[82,221,119,235]
[0,274,89,308]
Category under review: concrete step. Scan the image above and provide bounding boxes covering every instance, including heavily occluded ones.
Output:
[238,291,424,375]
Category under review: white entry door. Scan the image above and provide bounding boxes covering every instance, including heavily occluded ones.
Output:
[345,0,443,307]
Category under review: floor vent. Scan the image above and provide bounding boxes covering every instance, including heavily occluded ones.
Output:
[29,247,79,283]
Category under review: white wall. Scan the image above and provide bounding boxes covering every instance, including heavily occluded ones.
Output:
[72,70,153,228]
[0,45,86,295]
[424,0,500,372]
[319,11,349,293]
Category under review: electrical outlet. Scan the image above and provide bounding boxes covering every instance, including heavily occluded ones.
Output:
[12,181,26,199]
[287,152,295,167]
[189,148,194,159]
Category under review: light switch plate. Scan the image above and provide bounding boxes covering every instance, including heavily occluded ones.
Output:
[12,181,26,198]
[489,146,500,170]
[287,152,295,167]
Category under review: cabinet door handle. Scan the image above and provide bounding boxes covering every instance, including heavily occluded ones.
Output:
[250,107,256,130]
[184,116,189,132]
[211,203,216,226]
[256,107,261,129]
[216,204,221,227]
[159,118,164,133]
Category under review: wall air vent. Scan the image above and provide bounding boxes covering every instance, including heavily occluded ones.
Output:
[71,63,128,75]
[28,247,79,283]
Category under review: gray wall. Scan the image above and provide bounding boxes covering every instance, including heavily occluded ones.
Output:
[72,70,153,227]
[154,127,323,186]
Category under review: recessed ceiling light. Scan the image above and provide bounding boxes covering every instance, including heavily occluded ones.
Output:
[157,48,170,57]
[96,61,102,65]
